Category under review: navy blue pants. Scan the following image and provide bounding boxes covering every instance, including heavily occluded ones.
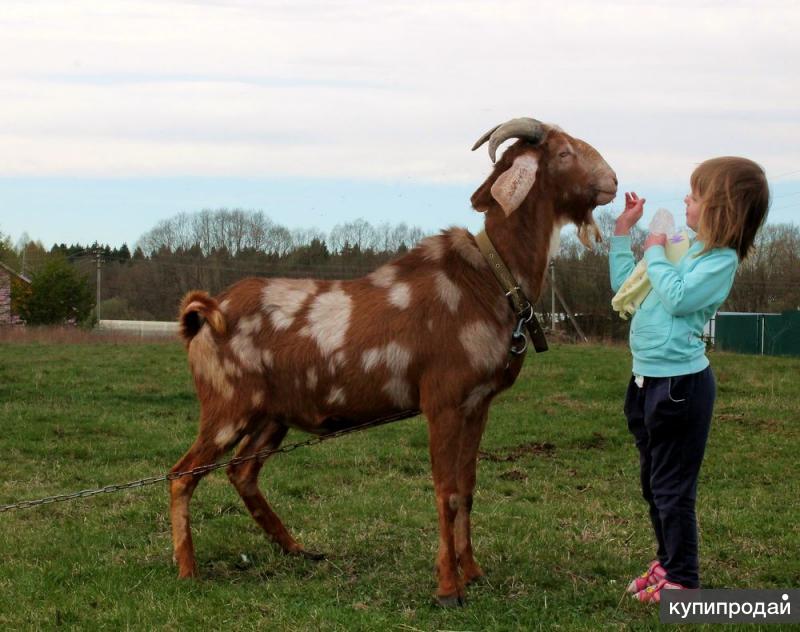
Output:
[624,366,715,588]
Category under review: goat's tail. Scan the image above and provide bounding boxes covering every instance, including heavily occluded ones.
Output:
[179,291,226,344]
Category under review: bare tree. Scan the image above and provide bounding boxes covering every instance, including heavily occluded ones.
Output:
[265,224,293,257]
[292,227,327,249]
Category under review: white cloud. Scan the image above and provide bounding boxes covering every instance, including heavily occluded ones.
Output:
[1,0,798,184]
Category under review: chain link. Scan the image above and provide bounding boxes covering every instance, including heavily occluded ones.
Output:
[0,410,419,514]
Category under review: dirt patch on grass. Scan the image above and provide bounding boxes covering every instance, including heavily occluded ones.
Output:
[716,412,746,422]
[716,413,783,432]
[548,393,588,412]
[574,432,607,450]
[499,469,528,481]
[479,441,556,462]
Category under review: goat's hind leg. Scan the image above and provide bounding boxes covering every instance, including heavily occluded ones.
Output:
[226,421,324,560]
[169,437,228,578]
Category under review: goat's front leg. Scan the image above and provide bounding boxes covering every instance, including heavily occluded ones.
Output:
[226,422,324,560]
[454,403,490,584]
[426,407,465,607]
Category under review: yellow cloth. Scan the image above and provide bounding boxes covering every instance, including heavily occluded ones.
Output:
[611,231,690,320]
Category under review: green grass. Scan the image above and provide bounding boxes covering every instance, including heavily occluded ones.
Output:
[0,339,798,630]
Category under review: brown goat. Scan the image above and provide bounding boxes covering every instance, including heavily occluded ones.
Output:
[170,118,617,606]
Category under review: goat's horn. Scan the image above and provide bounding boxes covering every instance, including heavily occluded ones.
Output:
[471,117,545,163]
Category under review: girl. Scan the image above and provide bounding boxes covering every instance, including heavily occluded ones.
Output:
[609,157,770,603]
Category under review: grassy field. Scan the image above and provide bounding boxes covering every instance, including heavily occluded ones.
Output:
[0,337,798,630]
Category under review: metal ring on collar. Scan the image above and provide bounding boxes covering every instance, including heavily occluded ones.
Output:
[509,331,528,355]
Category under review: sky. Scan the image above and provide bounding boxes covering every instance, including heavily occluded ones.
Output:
[1,0,798,249]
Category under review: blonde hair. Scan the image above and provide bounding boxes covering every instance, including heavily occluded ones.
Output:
[691,156,770,260]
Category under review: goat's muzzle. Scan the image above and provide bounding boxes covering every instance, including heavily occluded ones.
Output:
[595,188,617,205]
[594,170,618,205]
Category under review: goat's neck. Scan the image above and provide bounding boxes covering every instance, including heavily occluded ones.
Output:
[484,197,556,301]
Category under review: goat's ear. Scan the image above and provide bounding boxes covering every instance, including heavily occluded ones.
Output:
[489,152,539,216]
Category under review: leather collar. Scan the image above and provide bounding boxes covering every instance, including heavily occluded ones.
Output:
[474,230,548,353]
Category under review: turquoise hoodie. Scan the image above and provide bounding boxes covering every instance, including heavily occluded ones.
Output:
[609,235,738,377]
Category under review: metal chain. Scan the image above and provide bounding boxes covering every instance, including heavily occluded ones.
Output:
[0,410,420,513]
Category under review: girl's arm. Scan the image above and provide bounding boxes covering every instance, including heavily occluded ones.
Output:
[644,246,738,316]
[609,192,645,292]
[609,236,636,292]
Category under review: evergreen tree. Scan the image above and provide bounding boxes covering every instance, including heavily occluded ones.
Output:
[186,244,204,259]
[0,228,20,269]
[16,256,95,325]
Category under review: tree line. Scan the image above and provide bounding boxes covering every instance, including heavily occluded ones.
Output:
[2,208,798,336]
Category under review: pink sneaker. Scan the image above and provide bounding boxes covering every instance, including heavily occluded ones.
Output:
[632,578,687,603]
[626,560,666,594]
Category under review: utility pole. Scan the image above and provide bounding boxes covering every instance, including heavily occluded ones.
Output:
[95,251,102,321]
[550,258,556,332]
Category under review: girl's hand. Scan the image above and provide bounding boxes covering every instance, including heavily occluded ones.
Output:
[644,232,667,251]
[615,192,645,235]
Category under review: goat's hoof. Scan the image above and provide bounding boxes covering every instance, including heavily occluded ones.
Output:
[294,549,325,561]
[463,566,486,585]
[434,594,465,608]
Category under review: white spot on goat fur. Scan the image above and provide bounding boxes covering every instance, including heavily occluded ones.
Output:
[219,299,231,313]
[462,383,494,415]
[388,283,411,310]
[362,348,382,372]
[326,386,346,406]
[383,377,413,407]
[231,333,263,372]
[361,343,412,375]
[189,328,233,399]
[434,271,461,314]
[419,235,445,262]
[269,311,295,331]
[252,391,264,407]
[427,319,434,332]
[223,358,242,377]
[450,228,486,269]
[368,265,397,288]
[261,349,274,368]
[215,425,238,448]
[304,288,352,357]
[238,313,263,335]
[306,367,318,390]
[261,279,317,331]
[328,350,347,374]
[384,342,412,374]
[459,321,507,372]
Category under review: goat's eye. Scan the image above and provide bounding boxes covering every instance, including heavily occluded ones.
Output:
[559,151,571,158]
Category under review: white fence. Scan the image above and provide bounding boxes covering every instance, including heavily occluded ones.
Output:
[97,319,179,338]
